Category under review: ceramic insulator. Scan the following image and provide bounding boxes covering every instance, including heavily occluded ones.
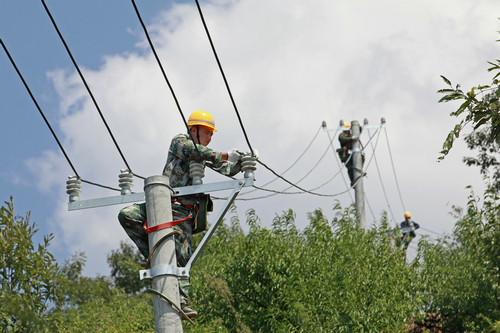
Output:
[119,169,134,195]
[190,162,205,185]
[66,175,82,202]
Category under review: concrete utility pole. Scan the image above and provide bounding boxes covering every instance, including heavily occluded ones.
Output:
[351,120,366,230]
[144,175,182,332]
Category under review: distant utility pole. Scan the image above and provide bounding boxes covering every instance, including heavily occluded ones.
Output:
[144,175,182,331]
[350,120,366,230]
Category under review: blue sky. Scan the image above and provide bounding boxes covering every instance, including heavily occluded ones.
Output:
[1,0,499,276]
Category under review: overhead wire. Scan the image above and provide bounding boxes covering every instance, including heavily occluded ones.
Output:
[194,0,254,156]
[231,135,354,200]
[0,39,120,192]
[130,0,203,158]
[41,0,145,181]
[384,127,406,212]
[240,125,323,196]
[365,126,398,225]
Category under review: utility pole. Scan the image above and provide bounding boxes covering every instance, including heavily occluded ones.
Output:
[351,120,366,230]
[66,159,257,332]
[144,175,182,332]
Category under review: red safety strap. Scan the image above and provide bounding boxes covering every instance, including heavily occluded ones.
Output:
[143,215,192,234]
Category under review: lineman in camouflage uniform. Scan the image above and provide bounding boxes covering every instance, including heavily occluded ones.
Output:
[338,122,364,186]
[118,110,249,319]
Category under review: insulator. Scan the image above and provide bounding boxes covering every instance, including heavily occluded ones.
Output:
[339,119,344,127]
[190,162,205,185]
[66,175,82,202]
[321,120,327,128]
[364,118,369,126]
[241,155,257,180]
[381,117,386,125]
[118,169,134,195]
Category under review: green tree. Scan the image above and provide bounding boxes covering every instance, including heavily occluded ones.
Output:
[107,240,148,295]
[56,252,115,308]
[185,205,426,332]
[0,197,65,332]
[438,29,500,160]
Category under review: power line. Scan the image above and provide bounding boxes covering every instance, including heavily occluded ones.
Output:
[366,126,398,226]
[384,127,406,212]
[240,125,323,196]
[1,39,120,192]
[130,0,204,158]
[194,0,254,156]
[41,0,144,180]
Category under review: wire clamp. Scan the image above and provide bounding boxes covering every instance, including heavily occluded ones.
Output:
[190,162,205,185]
[118,169,134,195]
[66,175,82,202]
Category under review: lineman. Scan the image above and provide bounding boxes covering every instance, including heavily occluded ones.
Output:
[400,211,420,249]
[118,110,256,319]
[337,122,363,186]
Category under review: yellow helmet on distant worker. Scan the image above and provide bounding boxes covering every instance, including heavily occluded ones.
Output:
[404,211,411,218]
[187,110,217,132]
[343,121,350,130]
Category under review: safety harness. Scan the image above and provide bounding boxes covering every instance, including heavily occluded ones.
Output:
[142,194,213,234]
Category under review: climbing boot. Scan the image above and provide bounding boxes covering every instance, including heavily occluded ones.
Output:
[181,306,198,319]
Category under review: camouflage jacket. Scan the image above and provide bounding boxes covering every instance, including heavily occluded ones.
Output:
[338,131,352,149]
[162,133,242,188]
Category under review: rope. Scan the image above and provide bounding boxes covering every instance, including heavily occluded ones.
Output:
[147,288,194,325]
[144,230,182,269]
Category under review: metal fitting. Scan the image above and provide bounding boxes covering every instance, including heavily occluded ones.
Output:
[66,175,82,202]
[190,162,205,185]
[118,169,134,195]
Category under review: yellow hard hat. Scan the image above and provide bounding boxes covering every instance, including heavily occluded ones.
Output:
[404,211,411,218]
[187,110,217,132]
[343,121,350,128]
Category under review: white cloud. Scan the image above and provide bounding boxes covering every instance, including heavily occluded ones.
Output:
[26,0,500,275]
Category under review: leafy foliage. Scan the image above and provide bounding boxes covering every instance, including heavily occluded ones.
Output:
[438,29,500,159]
[107,240,149,295]
[0,197,64,332]
[186,205,425,332]
[56,292,155,333]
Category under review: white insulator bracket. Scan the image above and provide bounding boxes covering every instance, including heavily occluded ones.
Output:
[241,155,257,180]
[118,169,134,195]
[190,162,205,185]
[66,175,82,202]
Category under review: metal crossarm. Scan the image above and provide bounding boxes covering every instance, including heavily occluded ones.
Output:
[68,178,253,211]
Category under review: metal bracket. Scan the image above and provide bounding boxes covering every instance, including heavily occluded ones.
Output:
[137,178,249,281]
[139,264,190,280]
[68,177,254,211]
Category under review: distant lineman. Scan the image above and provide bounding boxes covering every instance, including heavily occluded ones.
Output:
[337,122,364,186]
[400,211,420,249]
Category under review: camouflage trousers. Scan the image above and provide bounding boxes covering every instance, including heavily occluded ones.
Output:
[118,202,194,306]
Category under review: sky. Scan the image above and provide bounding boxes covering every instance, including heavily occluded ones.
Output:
[1,0,499,277]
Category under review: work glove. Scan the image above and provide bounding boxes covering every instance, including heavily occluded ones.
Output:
[227,149,242,162]
[245,148,259,159]
[350,135,358,141]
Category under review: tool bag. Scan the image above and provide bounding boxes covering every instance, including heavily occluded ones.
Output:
[193,194,213,234]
